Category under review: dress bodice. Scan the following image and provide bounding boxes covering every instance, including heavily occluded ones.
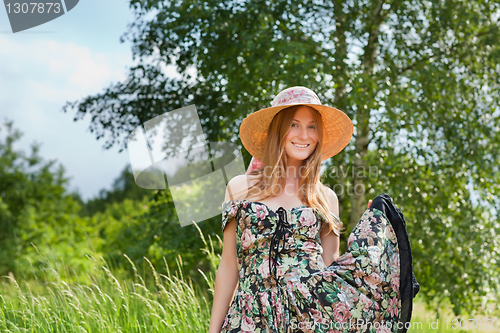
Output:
[221,200,340,292]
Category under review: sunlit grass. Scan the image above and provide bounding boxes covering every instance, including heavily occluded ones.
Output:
[0,223,220,332]
[1,223,498,333]
[409,294,499,333]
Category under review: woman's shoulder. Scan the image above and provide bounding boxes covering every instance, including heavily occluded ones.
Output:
[321,184,338,203]
[221,175,261,231]
[224,174,261,201]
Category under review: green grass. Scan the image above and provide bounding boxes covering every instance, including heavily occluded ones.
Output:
[1,224,498,332]
[0,224,218,332]
[409,294,499,333]
[0,256,214,332]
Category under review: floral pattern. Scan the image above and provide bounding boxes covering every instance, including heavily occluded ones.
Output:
[270,86,322,107]
[219,199,403,333]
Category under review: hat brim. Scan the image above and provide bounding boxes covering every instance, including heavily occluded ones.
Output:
[240,104,353,161]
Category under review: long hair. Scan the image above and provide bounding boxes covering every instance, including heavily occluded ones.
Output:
[245,105,344,236]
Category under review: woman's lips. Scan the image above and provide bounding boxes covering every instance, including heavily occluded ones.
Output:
[292,142,310,149]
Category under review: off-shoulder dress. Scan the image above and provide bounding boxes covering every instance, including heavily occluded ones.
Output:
[219,193,419,333]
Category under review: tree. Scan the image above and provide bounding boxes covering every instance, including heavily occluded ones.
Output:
[88,185,224,286]
[78,164,152,217]
[63,0,500,315]
[0,120,99,280]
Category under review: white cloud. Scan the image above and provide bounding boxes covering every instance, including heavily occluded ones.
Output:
[0,35,128,97]
[0,35,132,200]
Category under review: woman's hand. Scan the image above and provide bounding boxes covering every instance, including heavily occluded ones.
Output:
[367,199,372,209]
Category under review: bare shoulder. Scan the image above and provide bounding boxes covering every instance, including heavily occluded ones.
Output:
[321,184,339,211]
[224,174,261,201]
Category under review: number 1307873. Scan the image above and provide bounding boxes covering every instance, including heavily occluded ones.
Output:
[444,318,498,330]
[6,3,62,14]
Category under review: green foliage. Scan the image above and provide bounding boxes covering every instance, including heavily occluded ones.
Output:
[62,0,500,315]
[0,228,219,332]
[0,120,99,280]
[367,147,500,316]
[325,146,500,315]
[90,186,223,285]
[78,164,152,217]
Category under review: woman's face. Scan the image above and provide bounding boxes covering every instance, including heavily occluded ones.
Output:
[284,106,318,162]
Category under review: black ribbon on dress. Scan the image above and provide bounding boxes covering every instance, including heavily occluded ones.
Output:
[269,206,292,332]
[269,207,292,280]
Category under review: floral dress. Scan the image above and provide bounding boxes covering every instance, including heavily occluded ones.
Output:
[219,193,418,333]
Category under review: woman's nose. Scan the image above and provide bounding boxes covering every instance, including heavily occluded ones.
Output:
[298,127,308,139]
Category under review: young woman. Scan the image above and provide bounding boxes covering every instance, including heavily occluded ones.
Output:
[208,87,419,333]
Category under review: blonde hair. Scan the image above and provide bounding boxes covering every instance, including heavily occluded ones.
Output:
[245,105,344,236]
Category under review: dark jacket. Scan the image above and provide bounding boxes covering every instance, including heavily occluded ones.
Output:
[371,193,421,333]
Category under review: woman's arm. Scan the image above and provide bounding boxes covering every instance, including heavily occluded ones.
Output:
[208,217,239,333]
[320,192,373,266]
[208,182,241,333]
[320,188,340,267]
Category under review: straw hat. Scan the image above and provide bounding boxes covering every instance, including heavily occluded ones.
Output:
[240,86,353,162]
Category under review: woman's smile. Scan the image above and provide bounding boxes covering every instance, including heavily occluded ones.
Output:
[292,142,310,149]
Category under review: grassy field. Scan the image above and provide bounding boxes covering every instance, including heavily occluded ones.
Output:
[5,274,498,333]
[0,225,218,332]
[0,252,215,332]
[409,295,499,333]
[1,228,498,332]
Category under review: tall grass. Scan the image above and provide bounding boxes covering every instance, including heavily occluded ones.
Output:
[408,294,499,333]
[1,223,498,333]
[0,223,221,332]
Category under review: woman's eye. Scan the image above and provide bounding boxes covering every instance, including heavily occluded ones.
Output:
[291,123,298,127]
[309,126,316,129]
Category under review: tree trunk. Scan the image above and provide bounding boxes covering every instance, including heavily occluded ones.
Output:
[349,0,384,231]
[332,0,348,221]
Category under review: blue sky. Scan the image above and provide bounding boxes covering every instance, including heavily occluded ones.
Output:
[0,1,146,201]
